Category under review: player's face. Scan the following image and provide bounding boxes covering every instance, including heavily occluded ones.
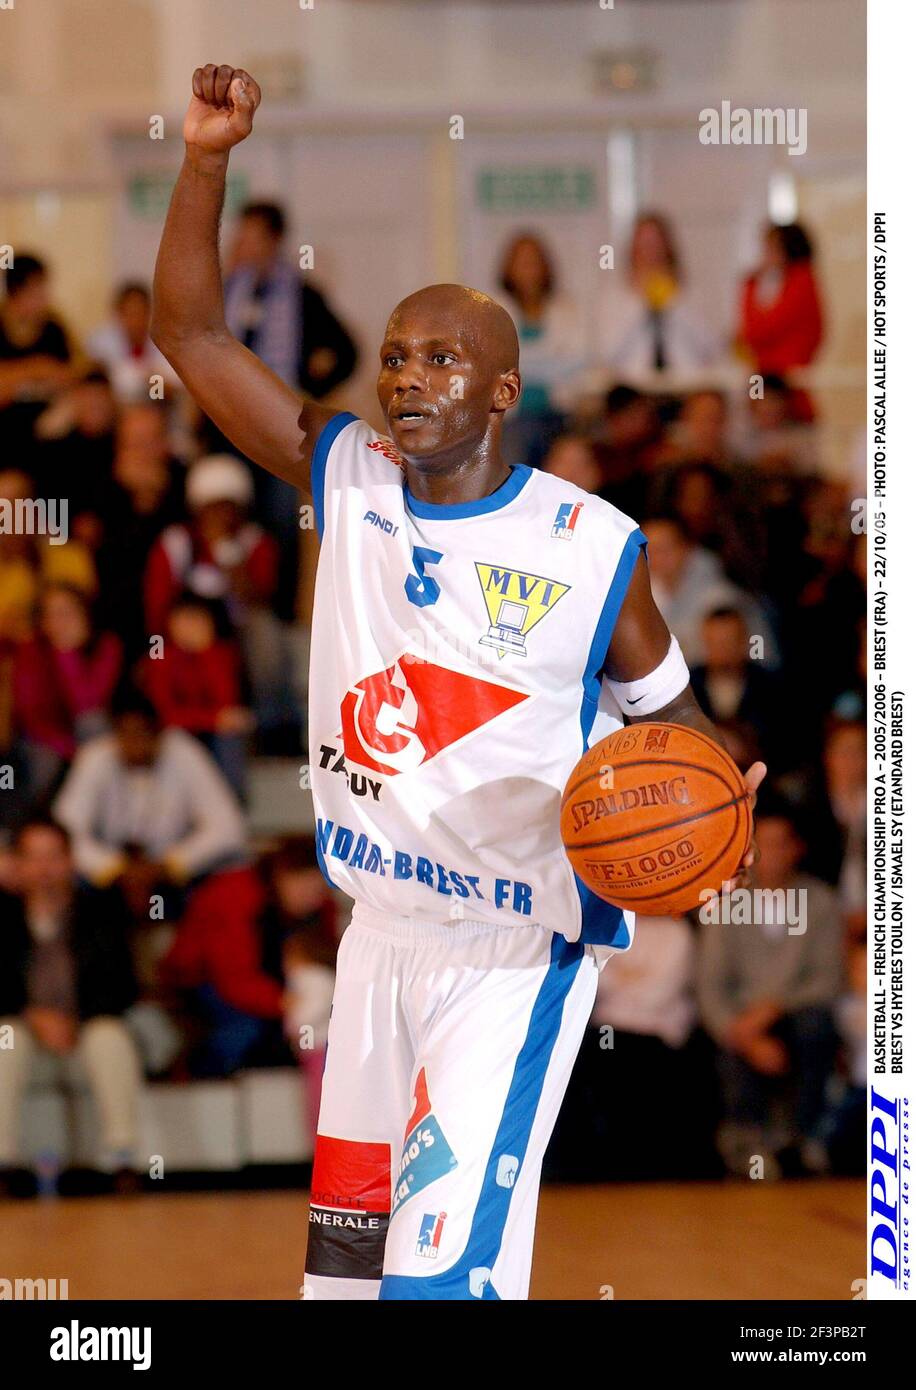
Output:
[377,308,501,461]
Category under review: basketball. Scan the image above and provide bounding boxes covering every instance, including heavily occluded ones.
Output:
[561,722,751,917]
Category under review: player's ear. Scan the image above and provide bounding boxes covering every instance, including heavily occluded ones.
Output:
[493,370,522,414]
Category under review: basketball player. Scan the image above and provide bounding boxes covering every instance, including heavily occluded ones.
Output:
[152,66,765,1300]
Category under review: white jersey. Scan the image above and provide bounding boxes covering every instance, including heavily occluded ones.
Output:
[308,412,646,949]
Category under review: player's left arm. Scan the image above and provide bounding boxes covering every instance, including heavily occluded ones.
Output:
[603,548,766,888]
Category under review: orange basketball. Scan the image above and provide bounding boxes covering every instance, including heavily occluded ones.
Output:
[560,721,751,917]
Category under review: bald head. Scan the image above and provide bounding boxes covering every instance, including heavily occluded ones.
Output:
[388,283,519,374]
[377,282,522,464]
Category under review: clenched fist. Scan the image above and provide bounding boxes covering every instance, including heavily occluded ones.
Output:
[184,64,261,159]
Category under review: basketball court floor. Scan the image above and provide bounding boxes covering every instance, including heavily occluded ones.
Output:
[1,1179,862,1300]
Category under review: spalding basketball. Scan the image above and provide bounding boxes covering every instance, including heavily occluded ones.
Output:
[560,722,751,917]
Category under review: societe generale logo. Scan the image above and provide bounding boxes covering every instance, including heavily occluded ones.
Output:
[338,654,528,776]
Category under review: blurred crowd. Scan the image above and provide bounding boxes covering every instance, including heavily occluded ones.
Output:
[0,203,866,1195]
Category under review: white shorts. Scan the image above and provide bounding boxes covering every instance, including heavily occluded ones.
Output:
[303,902,600,1301]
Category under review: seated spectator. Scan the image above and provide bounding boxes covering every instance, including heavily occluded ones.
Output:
[803,719,867,939]
[33,368,117,525]
[592,385,665,519]
[738,222,823,421]
[0,819,142,1197]
[145,455,299,750]
[826,939,867,1175]
[94,403,186,659]
[689,607,789,770]
[652,460,764,589]
[738,375,820,474]
[52,682,246,898]
[0,469,97,636]
[142,592,249,800]
[546,914,720,1182]
[654,389,733,470]
[642,514,776,668]
[160,841,336,1082]
[697,800,843,1177]
[12,583,122,808]
[86,282,180,404]
[263,839,338,1131]
[0,255,79,453]
[542,434,602,493]
[160,865,283,1079]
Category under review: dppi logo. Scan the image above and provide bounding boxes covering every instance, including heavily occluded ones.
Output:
[338,654,528,777]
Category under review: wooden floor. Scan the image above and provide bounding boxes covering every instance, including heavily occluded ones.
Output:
[0,1180,862,1300]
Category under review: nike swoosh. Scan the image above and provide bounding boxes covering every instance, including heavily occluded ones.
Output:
[625,696,644,705]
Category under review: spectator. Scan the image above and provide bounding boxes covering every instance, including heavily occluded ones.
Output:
[655,389,733,470]
[94,403,186,659]
[12,583,122,807]
[546,914,720,1182]
[739,222,823,420]
[697,801,843,1177]
[0,256,78,452]
[33,368,117,525]
[264,839,338,1132]
[642,514,776,668]
[224,201,357,397]
[826,940,867,1175]
[739,374,820,474]
[0,819,142,1196]
[654,460,764,589]
[804,719,867,937]
[145,455,299,750]
[689,607,788,770]
[222,201,358,618]
[86,282,180,404]
[542,434,602,493]
[497,232,585,467]
[0,469,97,644]
[160,864,284,1078]
[160,838,337,1084]
[52,682,246,895]
[592,385,665,519]
[596,212,720,376]
[142,592,250,800]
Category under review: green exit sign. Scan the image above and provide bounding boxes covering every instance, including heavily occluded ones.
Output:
[128,172,250,220]
[477,166,595,213]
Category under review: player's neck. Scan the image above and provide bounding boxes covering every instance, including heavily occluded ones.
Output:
[403,443,512,507]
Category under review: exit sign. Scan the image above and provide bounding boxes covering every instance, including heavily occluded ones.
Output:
[477,166,596,213]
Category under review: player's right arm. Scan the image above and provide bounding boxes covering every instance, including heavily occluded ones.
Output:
[150,64,337,490]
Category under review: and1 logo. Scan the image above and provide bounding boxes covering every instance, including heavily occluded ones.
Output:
[475,563,570,658]
[416,1211,447,1259]
[392,1068,458,1214]
[551,501,583,539]
[338,654,528,777]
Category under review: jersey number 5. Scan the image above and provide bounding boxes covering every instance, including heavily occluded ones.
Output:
[405,546,443,608]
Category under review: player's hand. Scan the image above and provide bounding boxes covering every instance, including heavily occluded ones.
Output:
[184,65,261,158]
[719,760,766,894]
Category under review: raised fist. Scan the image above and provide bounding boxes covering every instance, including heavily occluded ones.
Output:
[184,64,261,156]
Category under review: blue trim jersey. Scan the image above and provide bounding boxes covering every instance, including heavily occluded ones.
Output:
[309,412,646,948]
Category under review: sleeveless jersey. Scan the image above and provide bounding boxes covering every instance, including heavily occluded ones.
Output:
[308,412,646,948]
